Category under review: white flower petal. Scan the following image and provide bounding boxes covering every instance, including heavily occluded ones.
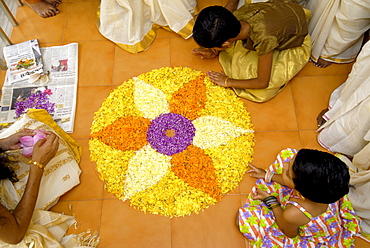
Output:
[123,145,172,201]
[133,77,170,120]
[192,116,253,149]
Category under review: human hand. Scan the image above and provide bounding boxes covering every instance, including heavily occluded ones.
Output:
[206,71,229,87]
[247,163,266,179]
[250,188,270,201]
[31,132,59,166]
[317,108,328,127]
[0,129,36,151]
[192,48,218,59]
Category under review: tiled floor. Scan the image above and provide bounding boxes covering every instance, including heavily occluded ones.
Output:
[2,0,370,247]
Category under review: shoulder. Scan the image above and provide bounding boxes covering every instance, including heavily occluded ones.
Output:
[283,203,311,227]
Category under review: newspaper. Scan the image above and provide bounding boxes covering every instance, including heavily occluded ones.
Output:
[0,42,78,133]
[3,39,44,83]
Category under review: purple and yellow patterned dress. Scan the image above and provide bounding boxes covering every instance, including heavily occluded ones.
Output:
[238,148,361,247]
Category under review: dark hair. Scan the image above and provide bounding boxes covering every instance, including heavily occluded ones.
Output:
[193,5,241,48]
[0,152,18,183]
[292,149,349,204]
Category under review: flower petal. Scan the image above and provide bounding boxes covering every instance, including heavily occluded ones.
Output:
[90,116,151,151]
[192,116,253,149]
[133,77,170,120]
[19,136,34,147]
[22,146,33,157]
[123,145,172,200]
[169,74,207,121]
[33,129,47,144]
[171,145,223,200]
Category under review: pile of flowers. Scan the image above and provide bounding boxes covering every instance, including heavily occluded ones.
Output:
[89,67,255,217]
[14,89,55,118]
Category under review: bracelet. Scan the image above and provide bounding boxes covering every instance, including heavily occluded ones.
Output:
[211,48,219,56]
[28,160,45,170]
[269,203,281,210]
[224,77,229,87]
[262,196,279,209]
[264,170,276,183]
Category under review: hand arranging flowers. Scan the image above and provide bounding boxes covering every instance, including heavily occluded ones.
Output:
[19,129,47,157]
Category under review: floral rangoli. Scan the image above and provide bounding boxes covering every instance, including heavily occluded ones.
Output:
[89,67,255,217]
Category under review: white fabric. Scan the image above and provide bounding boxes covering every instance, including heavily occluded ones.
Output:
[307,0,370,63]
[317,41,370,235]
[318,41,370,156]
[0,112,97,247]
[0,114,81,210]
[99,0,197,45]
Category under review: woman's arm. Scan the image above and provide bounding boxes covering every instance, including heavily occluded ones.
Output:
[0,129,35,151]
[207,51,273,89]
[248,163,291,187]
[0,132,59,244]
[252,189,309,238]
[225,0,240,12]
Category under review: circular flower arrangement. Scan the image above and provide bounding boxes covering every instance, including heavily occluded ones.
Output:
[89,67,255,217]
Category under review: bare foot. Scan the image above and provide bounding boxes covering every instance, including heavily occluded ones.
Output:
[317,108,328,127]
[26,0,59,18]
[44,0,61,7]
[314,57,333,68]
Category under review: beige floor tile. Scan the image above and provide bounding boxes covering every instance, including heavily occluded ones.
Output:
[241,84,298,131]
[291,75,348,130]
[0,70,6,87]
[100,199,171,248]
[112,38,171,85]
[2,0,369,247]
[77,40,115,86]
[69,85,112,139]
[170,37,223,73]
[50,200,102,235]
[59,138,104,201]
[64,1,105,42]
[157,27,178,38]
[239,130,301,193]
[11,4,67,43]
[196,0,223,10]
[172,195,246,248]
[299,129,327,152]
[355,237,370,248]
[296,61,352,77]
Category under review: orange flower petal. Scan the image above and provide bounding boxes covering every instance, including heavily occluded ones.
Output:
[90,116,151,151]
[171,145,223,200]
[169,74,207,121]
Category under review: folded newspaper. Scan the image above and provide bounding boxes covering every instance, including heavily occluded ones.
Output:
[3,39,44,84]
[1,40,78,133]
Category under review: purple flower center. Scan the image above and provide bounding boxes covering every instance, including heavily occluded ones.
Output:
[147,113,196,156]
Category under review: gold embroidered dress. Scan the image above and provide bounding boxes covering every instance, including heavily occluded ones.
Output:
[0,110,95,247]
[219,1,311,102]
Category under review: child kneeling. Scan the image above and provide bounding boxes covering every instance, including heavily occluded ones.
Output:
[239,148,360,247]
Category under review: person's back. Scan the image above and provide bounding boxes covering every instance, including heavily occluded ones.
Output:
[239,148,360,247]
[234,1,308,54]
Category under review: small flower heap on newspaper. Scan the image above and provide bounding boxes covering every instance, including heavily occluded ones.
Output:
[14,89,55,118]
[90,67,255,217]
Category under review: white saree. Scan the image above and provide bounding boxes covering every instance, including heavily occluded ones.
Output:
[307,0,370,64]
[317,41,370,239]
[0,110,98,247]
[98,0,197,54]
[317,40,370,156]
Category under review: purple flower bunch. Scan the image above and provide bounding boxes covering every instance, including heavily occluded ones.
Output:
[14,89,55,118]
